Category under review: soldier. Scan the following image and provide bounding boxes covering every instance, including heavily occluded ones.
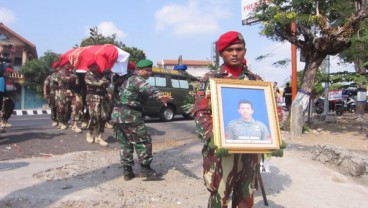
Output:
[84,62,109,147]
[70,72,85,133]
[101,70,114,130]
[55,62,75,130]
[43,62,60,127]
[112,61,136,103]
[111,59,172,181]
[283,82,292,111]
[192,31,266,207]
[0,69,5,133]
[1,66,16,128]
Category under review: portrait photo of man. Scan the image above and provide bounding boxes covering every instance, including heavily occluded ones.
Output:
[225,99,271,142]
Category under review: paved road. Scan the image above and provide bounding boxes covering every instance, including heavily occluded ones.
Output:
[0,115,197,161]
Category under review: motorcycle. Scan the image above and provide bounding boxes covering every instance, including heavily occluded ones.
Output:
[314,98,345,116]
[343,96,356,113]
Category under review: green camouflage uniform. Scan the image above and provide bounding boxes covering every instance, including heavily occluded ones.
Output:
[55,69,75,125]
[70,73,85,123]
[226,118,270,141]
[192,64,262,208]
[44,72,59,122]
[111,74,162,168]
[85,71,109,134]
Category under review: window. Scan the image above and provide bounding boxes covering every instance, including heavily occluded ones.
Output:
[147,76,167,87]
[179,80,189,89]
[155,77,166,87]
[14,57,22,66]
[171,79,180,88]
[171,78,189,89]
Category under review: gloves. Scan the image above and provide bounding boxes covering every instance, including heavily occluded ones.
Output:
[271,149,284,157]
[207,138,230,157]
[208,137,217,150]
[271,140,287,157]
[215,148,230,157]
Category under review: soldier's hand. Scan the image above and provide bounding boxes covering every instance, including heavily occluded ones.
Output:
[215,148,230,157]
[158,95,173,106]
[271,140,287,157]
[208,137,217,150]
[280,140,287,149]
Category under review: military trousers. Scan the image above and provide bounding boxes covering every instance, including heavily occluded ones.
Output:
[48,94,57,122]
[114,123,153,167]
[86,100,106,134]
[71,93,83,121]
[202,144,260,208]
[56,95,71,124]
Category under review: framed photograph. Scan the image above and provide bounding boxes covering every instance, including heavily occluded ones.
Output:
[210,78,281,153]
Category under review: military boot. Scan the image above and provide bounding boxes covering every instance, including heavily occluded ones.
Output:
[52,122,58,127]
[105,122,113,129]
[86,130,94,144]
[71,122,82,133]
[81,122,88,128]
[95,133,108,147]
[140,164,162,179]
[60,123,68,130]
[123,166,136,181]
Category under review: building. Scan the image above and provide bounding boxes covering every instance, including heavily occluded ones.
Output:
[0,23,43,110]
[157,59,212,78]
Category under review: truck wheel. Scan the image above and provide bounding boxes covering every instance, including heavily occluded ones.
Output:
[159,106,175,121]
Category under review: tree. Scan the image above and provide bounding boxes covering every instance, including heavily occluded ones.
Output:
[255,0,368,135]
[339,21,368,73]
[20,51,59,97]
[80,28,146,63]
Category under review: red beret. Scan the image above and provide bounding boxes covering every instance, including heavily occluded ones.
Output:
[128,62,136,70]
[217,31,245,52]
[5,67,13,73]
[52,61,59,69]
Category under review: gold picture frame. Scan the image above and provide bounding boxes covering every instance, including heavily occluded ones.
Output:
[210,78,281,153]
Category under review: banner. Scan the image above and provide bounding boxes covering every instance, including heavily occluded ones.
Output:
[241,0,271,25]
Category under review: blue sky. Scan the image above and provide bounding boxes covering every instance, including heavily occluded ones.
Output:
[0,0,354,85]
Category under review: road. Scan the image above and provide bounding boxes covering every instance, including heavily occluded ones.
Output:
[0,115,197,161]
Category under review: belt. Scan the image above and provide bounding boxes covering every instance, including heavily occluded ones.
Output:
[115,103,142,112]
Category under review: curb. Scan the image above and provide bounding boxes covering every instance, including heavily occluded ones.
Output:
[12,109,51,116]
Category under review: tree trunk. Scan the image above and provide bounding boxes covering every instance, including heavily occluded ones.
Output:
[290,51,326,136]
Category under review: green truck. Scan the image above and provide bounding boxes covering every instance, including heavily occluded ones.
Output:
[144,67,199,121]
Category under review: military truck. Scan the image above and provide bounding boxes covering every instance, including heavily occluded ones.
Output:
[144,67,199,121]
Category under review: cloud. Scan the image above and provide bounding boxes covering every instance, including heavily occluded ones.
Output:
[154,0,231,36]
[85,22,127,40]
[0,8,16,25]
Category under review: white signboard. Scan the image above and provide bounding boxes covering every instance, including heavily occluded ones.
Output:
[241,0,271,25]
[328,90,343,101]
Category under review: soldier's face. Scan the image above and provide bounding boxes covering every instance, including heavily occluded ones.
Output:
[137,67,153,80]
[89,64,99,73]
[238,103,253,121]
[220,43,246,67]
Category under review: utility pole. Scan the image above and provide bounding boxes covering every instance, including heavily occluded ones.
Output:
[291,21,298,100]
[89,27,98,44]
[322,56,330,115]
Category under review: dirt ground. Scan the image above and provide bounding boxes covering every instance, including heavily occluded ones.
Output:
[286,112,368,155]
